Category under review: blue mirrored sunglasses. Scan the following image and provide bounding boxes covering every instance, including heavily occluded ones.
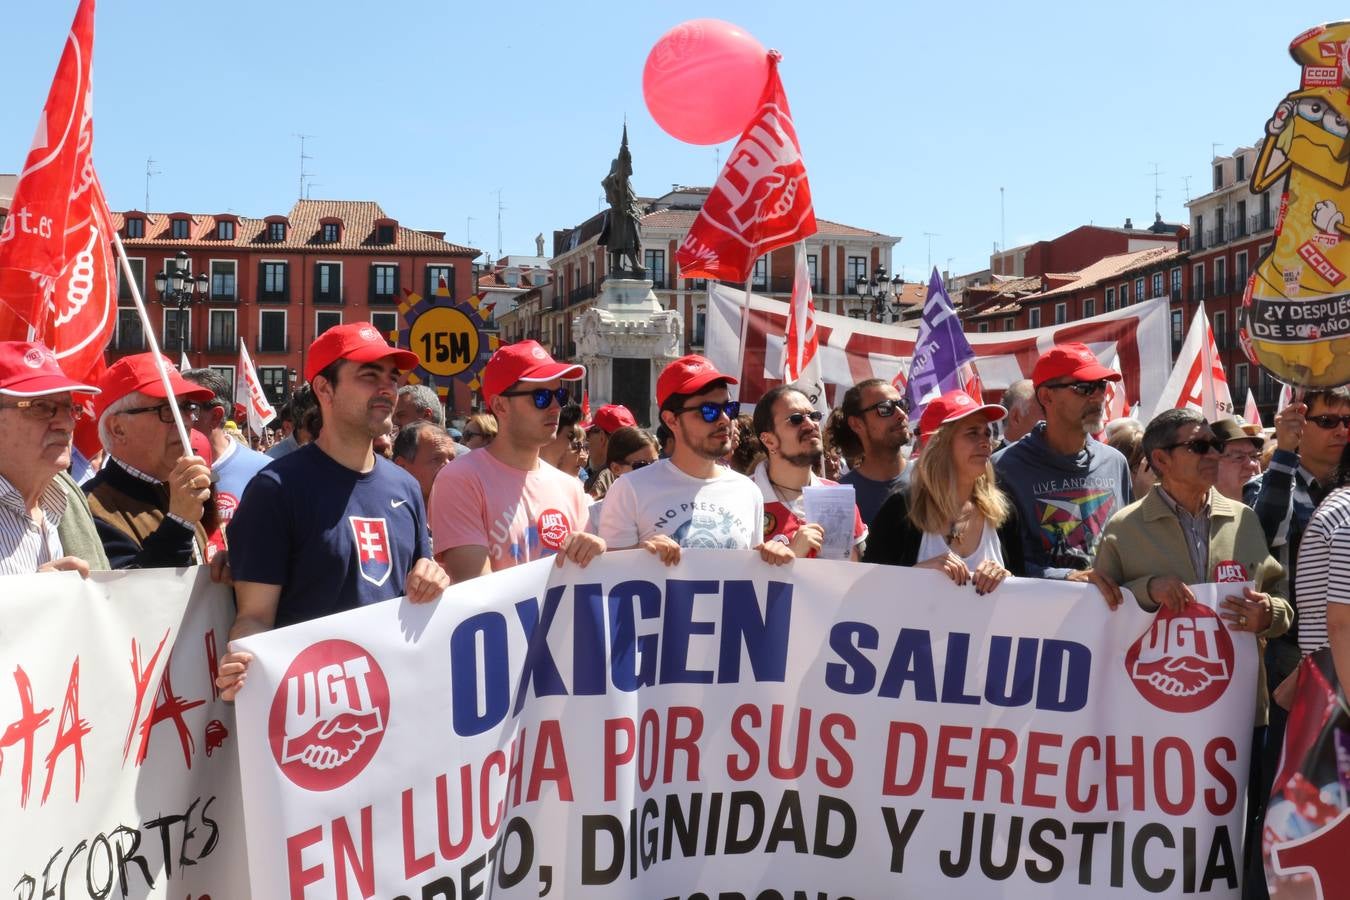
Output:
[676,400,741,423]
[500,387,570,409]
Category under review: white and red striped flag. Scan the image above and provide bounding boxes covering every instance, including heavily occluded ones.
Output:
[237,339,277,437]
[1244,389,1264,429]
[1104,355,1129,423]
[783,244,828,415]
[1152,304,1233,420]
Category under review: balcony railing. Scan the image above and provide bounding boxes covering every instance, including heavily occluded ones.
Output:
[256,338,290,354]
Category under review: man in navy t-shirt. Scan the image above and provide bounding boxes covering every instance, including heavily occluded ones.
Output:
[215,323,449,700]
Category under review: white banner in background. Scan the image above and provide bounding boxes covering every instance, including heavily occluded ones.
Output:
[0,568,249,898]
[233,551,1255,899]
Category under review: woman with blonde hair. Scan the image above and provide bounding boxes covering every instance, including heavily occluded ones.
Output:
[863,391,1025,593]
[461,412,498,450]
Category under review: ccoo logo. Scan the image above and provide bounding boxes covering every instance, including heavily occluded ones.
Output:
[269,640,390,791]
[1125,604,1235,713]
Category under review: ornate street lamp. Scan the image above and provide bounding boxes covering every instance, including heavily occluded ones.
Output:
[154,250,208,357]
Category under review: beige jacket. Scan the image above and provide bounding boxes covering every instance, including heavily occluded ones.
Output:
[1095,486,1292,725]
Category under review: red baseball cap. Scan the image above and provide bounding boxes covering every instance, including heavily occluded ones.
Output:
[0,341,100,397]
[656,354,738,408]
[1030,343,1121,387]
[304,322,419,382]
[918,390,1006,439]
[481,340,585,406]
[586,403,637,434]
[94,353,214,420]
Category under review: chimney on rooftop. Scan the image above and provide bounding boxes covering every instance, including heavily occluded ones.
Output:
[1123,217,1134,229]
[535,233,544,256]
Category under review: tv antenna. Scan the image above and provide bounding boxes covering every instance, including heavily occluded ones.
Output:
[144,157,161,212]
[294,133,315,200]
[999,187,1005,253]
[493,188,505,259]
[922,232,940,274]
[304,181,322,200]
[466,215,475,245]
[1182,175,1193,203]
[1148,162,1164,217]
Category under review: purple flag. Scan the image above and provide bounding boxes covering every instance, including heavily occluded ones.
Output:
[904,268,981,419]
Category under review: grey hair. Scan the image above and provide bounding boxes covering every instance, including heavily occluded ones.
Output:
[97,391,151,451]
[1001,378,1038,416]
[397,383,445,427]
[1141,408,1206,465]
[392,421,448,462]
[1104,417,1143,443]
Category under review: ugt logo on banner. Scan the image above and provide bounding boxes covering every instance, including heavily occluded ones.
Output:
[268,639,390,791]
[1124,605,1235,712]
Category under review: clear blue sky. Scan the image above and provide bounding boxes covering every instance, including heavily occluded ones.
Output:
[3,1,1345,282]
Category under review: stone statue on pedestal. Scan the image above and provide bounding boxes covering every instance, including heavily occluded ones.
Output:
[599,125,645,279]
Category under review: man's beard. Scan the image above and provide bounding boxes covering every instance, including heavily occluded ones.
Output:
[782,448,823,469]
[1080,406,1105,434]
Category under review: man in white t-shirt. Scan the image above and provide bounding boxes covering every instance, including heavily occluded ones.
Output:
[600,354,793,567]
[431,340,605,582]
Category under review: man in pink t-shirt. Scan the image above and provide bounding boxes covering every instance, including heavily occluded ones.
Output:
[430,341,605,581]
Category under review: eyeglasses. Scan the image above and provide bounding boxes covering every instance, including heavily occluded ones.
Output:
[568,440,586,453]
[1221,450,1261,463]
[499,387,570,409]
[783,411,824,427]
[0,398,85,421]
[118,401,201,424]
[859,398,907,418]
[1308,414,1350,430]
[627,459,653,470]
[1044,379,1111,396]
[1162,437,1226,456]
[675,400,740,423]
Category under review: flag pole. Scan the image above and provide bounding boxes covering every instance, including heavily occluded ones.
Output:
[111,231,193,451]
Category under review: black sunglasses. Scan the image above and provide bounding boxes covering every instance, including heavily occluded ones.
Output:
[1308,414,1350,430]
[675,400,740,423]
[1044,379,1111,396]
[500,387,570,409]
[859,398,907,418]
[1163,437,1226,456]
[784,411,823,427]
[628,459,653,470]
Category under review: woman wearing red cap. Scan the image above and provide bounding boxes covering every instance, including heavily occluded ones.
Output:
[863,390,1025,593]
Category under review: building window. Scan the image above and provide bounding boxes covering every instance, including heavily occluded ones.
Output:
[1234,363,1248,400]
[164,309,191,352]
[1134,277,1145,302]
[1151,273,1163,298]
[216,220,235,241]
[1213,163,1223,191]
[1003,317,1014,331]
[171,218,191,240]
[1260,194,1271,231]
[1028,307,1041,328]
[258,310,287,353]
[1236,200,1248,238]
[752,257,769,290]
[118,258,145,302]
[693,305,706,346]
[1215,207,1226,244]
[1214,310,1228,350]
[316,310,342,336]
[370,311,398,336]
[806,255,819,292]
[208,365,235,402]
[977,322,989,333]
[1120,282,1129,304]
[426,265,454,298]
[688,277,708,291]
[260,261,288,301]
[643,250,666,288]
[259,367,287,405]
[315,262,341,303]
[210,260,236,300]
[125,217,144,239]
[268,221,286,242]
[1236,155,1246,182]
[208,309,236,352]
[1193,215,1204,250]
[1083,298,1096,318]
[322,223,339,243]
[115,309,144,351]
[1215,257,1228,295]
[371,264,398,302]
[847,256,867,291]
[1171,267,1183,300]
[1236,251,1249,289]
[1193,263,1205,300]
[1054,302,1067,325]
[376,224,396,244]
[1171,309,1184,356]
[1105,286,1116,312]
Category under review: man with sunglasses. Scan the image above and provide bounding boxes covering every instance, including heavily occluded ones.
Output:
[430,340,603,582]
[993,344,1130,605]
[599,355,793,567]
[83,352,216,569]
[829,378,913,527]
[0,341,109,576]
[752,385,866,559]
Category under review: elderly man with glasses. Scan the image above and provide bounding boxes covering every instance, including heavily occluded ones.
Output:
[0,341,109,576]
[82,353,215,569]
[993,343,1131,606]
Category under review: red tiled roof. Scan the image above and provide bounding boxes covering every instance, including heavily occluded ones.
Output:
[112,199,478,256]
[1032,247,1180,299]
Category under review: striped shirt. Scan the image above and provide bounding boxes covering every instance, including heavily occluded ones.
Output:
[1294,486,1350,655]
[0,475,68,575]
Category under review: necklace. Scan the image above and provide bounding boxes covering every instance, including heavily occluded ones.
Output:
[768,477,804,506]
[945,503,975,545]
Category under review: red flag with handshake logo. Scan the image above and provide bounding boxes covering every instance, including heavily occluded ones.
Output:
[676,53,816,282]
[0,0,116,385]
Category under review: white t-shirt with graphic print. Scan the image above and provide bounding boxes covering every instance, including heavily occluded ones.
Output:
[599,459,764,550]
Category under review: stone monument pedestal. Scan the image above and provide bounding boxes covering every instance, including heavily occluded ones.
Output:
[574,278,682,428]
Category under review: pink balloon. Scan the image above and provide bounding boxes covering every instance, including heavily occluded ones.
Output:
[643,19,770,146]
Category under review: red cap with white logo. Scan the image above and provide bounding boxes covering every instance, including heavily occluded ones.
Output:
[0,341,100,397]
[656,354,738,407]
[304,323,420,382]
[480,340,585,406]
[918,389,1006,439]
[1030,343,1122,387]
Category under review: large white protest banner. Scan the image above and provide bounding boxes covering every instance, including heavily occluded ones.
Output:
[233,551,1256,899]
[0,568,250,898]
[705,285,1171,408]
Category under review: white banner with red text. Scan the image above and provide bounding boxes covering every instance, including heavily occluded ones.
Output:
[0,567,248,899]
[233,551,1255,899]
[705,285,1172,409]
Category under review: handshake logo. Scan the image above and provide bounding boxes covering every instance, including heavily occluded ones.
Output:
[268,640,390,791]
[1124,604,1235,713]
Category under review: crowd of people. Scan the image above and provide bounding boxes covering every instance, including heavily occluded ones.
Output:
[2,325,1348,898]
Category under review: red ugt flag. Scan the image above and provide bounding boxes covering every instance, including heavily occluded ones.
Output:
[0,0,115,385]
[676,55,817,283]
